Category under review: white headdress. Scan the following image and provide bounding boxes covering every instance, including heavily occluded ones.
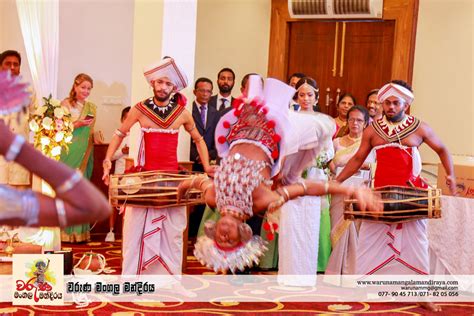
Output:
[143,57,188,91]
[377,82,414,104]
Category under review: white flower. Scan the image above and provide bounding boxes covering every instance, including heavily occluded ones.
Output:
[35,106,48,115]
[42,117,53,130]
[51,146,62,156]
[40,137,50,146]
[50,99,61,107]
[29,120,40,132]
[54,107,65,119]
[64,135,73,143]
[55,131,64,142]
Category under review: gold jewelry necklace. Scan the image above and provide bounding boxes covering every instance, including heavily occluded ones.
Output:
[335,117,346,126]
[347,134,361,142]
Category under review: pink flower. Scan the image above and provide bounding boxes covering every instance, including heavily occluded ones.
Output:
[55,119,64,131]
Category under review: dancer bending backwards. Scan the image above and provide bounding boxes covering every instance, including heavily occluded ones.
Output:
[178,76,382,273]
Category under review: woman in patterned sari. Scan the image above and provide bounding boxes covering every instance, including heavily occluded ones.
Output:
[325,105,373,285]
[60,73,97,243]
[334,93,356,138]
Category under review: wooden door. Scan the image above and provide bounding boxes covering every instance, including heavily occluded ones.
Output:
[287,20,395,117]
[342,21,395,110]
[288,21,338,115]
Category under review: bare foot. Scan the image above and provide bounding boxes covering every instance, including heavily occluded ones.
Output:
[418,302,442,312]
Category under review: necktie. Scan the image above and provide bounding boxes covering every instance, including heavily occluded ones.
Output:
[200,105,206,127]
[219,98,226,111]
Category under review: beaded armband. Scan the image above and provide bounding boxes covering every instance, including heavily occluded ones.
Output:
[55,198,67,227]
[56,171,82,195]
[114,129,126,138]
[4,134,26,161]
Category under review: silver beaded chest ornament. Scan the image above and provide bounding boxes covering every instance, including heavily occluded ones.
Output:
[193,153,270,273]
[215,152,271,219]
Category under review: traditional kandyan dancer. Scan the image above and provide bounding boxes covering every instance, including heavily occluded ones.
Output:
[102,57,213,276]
[0,71,110,228]
[336,80,456,312]
[178,76,382,273]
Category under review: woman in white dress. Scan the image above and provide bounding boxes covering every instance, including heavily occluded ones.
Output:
[277,77,334,284]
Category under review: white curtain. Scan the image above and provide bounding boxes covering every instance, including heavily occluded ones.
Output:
[15,0,61,251]
[16,0,59,102]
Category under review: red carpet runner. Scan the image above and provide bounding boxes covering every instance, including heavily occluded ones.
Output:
[0,235,472,315]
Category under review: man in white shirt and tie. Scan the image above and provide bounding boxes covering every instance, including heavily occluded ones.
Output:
[190,77,220,172]
[208,67,235,114]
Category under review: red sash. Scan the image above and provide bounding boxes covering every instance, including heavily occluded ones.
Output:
[142,132,179,171]
[374,146,427,189]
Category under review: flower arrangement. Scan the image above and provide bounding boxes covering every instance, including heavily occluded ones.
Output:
[29,95,74,160]
[315,151,331,170]
[302,150,332,179]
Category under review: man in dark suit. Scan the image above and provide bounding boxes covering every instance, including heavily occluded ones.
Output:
[190,77,220,171]
[189,77,220,236]
[208,67,235,115]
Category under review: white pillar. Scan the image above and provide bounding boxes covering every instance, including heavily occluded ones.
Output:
[161,0,198,162]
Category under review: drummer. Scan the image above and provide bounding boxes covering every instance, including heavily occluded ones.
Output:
[102,57,214,276]
[335,80,456,312]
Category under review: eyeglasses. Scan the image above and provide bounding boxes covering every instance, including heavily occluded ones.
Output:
[196,88,212,94]
[348,118,365,124]
[367,100,380,106]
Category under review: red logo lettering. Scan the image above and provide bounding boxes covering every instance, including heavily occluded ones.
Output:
[466,187,474,196]
[16,277,52,302]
